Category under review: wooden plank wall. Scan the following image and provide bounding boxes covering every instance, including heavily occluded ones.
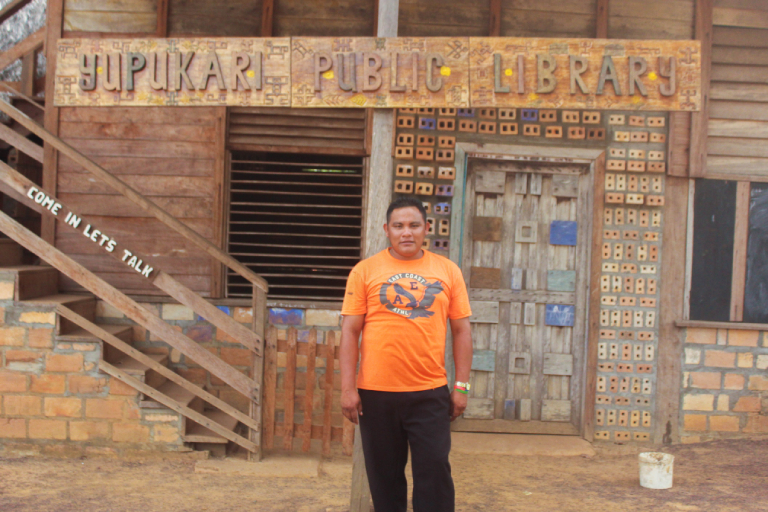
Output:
[63,0,158,33]
[274,0,375,37]
[608,0,695,40]
[399,0,489,37]
[167,0,261,36]
[55,107,223,297]
[501,0,596,38]
[706,0,768,180]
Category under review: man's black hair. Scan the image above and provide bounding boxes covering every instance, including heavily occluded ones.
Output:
[386,196,427,224]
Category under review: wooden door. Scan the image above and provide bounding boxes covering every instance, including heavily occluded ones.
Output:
[453,160,591,435]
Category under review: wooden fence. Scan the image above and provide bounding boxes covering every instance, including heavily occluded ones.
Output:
[262,326,354,456]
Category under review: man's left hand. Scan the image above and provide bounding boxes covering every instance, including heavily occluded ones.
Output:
[449,389,468,421]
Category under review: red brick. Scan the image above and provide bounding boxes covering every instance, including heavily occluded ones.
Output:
[85,398,124,419]
[733,396,762,412]
[28,419,66,440]
[0,418,26,438]
[683,414,707,432]
[687,328,716,345]
[749,375,768,391]
[704,350,735,368]
[220,347,251,366]
[44,397,82,418]
[27,328,53,348]
[744,415,768,433]
[5,350,43,364]
[690,372,721,390]
[153,424,180,443]
[0,306,5,326]
[45,353,84,373]
[4,395,41,416]
[728,330,759,347]
[709,415,740,432]
[68,375,107,395]
[0,327,25,346]
[69,420,109,441]
[233,307,252,323]
[724,373,745,390]
[0,371,28,392]
[29,374,65,394]
[108,378,138,397]
[112,423,150,443]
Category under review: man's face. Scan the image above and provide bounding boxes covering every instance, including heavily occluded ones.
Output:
[384,206,426,260]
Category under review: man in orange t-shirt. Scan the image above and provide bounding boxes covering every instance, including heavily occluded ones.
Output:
[340,197,473,512]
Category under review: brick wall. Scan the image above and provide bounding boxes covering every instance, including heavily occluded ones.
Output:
[0,278,184,455]
[681,327,768,443]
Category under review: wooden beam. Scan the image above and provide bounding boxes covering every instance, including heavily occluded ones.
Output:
[0,0,32,26]
[57,305,261,433]
[596,0,609,38]
[0,210,260,401]
[654,176,689,445]
[0,98,269,293]
[261,0,275,37]
[156,0,169,37]
[489,0,502,37]
[0,27,44,72]
[42,0,64,246]
[250,286,267,461]
[100,360,258,453]
[690,0,713,178]
[0,124,43,163]
[730,181,750,321]
[20,49,35,97]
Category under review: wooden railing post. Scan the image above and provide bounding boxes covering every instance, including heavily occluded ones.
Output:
[250,285,267,460]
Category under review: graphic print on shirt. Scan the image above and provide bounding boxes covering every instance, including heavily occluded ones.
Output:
[379,273,444,319]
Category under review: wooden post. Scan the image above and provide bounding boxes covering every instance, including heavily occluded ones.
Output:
[156,0,169,37]
[730,182,750,322]
[261,0,275,37]
[42,0,63,245]
[20,50,35,97]
[654,177,690,445]
[322,331,336,456]
[351,1,398,509]
[283,327,297,451]
[263,326,278,450]
[250,286,267,460]
[689,0,713,178]
[596,0,609,38]
[302,329,317,452]
[489,0,502,37]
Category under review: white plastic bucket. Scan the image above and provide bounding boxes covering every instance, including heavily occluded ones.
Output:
[638,452,674,489]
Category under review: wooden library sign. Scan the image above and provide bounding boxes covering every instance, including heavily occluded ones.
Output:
[54,37,701,111]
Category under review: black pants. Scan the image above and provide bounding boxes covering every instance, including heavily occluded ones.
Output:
[358,387,454,512]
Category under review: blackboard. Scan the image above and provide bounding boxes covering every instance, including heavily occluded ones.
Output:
[744,183,768,323]
[690,179,736,322]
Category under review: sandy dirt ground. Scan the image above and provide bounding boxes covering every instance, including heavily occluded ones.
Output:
[1,438,767,511]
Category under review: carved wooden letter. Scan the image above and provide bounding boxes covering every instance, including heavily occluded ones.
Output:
[569,55,588,94]
[629,56,648,96]
[173,52,195,91]
[230,52,251,91]
[78,53,96,91]
[252,51,262,90]
[536,54,557,93]
[126,52,146,91]
[313,51,332,92]
[390,52,406,92]
[102,53,121,92]
[148,52,167,90]
[412,52,419,91]
[426,53,444,92]
[494,53,510,93]
[198,52,226,90]
[362,52,383,91]
[337,53,357,92]
[597,55,622,95]
[658,56,676,97]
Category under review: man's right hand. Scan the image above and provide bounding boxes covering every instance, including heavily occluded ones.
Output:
[341,389,363,424]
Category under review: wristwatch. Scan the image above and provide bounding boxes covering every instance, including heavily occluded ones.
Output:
[454,381,471,391]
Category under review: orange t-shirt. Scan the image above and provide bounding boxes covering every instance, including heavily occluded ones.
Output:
[341,248,472,392]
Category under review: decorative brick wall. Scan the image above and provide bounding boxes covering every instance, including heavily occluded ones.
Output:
[680,327,768,443]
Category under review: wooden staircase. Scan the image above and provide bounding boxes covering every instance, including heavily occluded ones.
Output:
[0,239,248,455]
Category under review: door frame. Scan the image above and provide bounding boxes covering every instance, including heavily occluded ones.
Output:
[448,143,605,440]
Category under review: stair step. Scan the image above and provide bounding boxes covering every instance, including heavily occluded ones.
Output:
[0,239,23,266]
[22,294,96,335]
[140,379,196,410]
[183,410,239,445]
[110,353,168,376]
[57,324,132,344]
[1,265,58,301]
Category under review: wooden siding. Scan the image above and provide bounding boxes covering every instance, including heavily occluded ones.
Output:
[167,0,261,37]
[56,107,222,297]
[501,0,596,38]
[399,0,489,37]
[707,0,768,179]
[608,0,695,40]
[63,0,158,33]
[274,0,375,37]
